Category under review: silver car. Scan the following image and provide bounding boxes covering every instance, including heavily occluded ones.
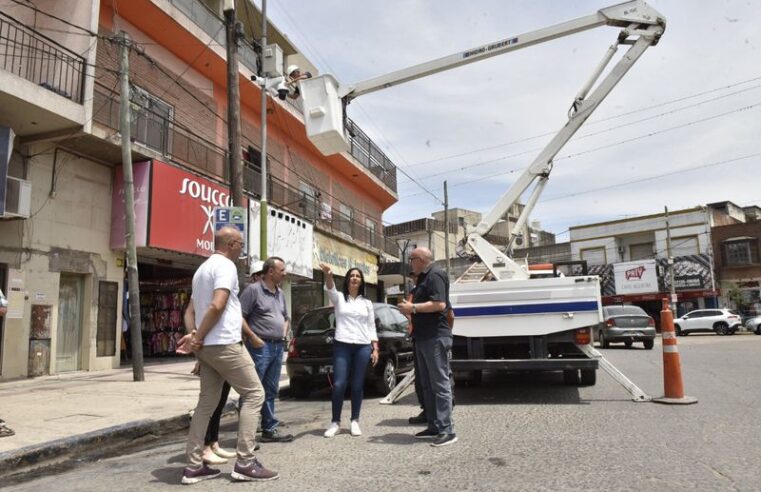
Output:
[673,309,741,336]
[744,315,761,335]
[597,305,656,349]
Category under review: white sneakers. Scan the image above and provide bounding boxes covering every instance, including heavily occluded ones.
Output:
[324,421,362,437]
[350,420,362,437]
[323,422,340,438]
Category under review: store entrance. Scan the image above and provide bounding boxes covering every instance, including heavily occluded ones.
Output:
[124,263,194,363]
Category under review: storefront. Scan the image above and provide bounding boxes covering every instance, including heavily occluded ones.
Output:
[602,256,720,326]
[111,159,244,359]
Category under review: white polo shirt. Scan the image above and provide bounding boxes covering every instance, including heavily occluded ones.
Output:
[325,286,378,345]
[191,253,242,346]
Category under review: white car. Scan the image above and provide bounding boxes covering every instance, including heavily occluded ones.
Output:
[673,309,742,336]
[744,315,761,335]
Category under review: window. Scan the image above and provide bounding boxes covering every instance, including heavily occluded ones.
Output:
[629,242,654,261]
[580,247,606,266]
[96,281,119,357]
[335,202,353,237]
[366,218,377,248]
[671,235,699,257]
[298,181,319,220]
[724,238,758,266]
[130,85,173,154]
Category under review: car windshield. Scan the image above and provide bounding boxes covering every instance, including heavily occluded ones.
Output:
[296,308,336,337]
[605,306,647,317]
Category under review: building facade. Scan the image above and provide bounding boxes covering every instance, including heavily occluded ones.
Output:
[0,0,398,379]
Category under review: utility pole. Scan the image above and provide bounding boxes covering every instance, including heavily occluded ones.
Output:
[259,0,269,261]
[224,0,243,206]
[444,181,451,277]
[118,31,145,382]
[665,206,677,305]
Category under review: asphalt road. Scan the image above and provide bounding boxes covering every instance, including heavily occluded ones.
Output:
[6,334,761,491]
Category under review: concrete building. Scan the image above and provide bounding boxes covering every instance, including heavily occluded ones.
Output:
[0,0,398,380]
[568,203,745,319]
[711,218,761,316]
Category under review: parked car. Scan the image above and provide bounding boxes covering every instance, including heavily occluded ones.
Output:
[596,305,656,349]
[744,315,761,335]
[286,303,414,398]
[673,309,742,336]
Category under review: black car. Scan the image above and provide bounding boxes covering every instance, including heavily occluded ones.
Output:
[286,303,414,398]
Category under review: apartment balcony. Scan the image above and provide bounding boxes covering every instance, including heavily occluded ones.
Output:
[0,11,86,137]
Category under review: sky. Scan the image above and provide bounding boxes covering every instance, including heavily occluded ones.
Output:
[264,0,761,241]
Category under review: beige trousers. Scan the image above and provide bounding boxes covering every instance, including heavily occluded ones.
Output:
[186,342,264,466]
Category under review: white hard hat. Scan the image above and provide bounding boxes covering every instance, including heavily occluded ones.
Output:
[250,260,265,276]
[286,65,300,76]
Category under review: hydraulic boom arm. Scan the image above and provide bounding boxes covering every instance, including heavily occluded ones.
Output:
[299,1,665,280]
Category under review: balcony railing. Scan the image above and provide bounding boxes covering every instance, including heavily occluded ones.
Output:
[244,160,396,256]
[0,11,85,103]
[93,84,226,176]
[346,118,397,191]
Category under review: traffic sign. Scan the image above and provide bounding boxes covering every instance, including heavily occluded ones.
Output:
[213,206,248,256]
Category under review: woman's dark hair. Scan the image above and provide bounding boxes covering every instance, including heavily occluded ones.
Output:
[342,268,366,301]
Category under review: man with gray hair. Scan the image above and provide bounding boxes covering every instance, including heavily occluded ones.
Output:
[398,247,457,447]
[181,226,278,484]
[240,256,293,443]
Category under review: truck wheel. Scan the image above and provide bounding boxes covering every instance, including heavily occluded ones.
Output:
[643,339,654,350]
[376,358,397,395]
[580,369,596,386]
[563,369,579,385]
[289,379,311,399]
[624,341,633,349]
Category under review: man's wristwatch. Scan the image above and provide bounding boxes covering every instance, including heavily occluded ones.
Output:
[412,304,417,314]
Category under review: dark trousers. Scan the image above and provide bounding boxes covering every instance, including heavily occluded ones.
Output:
[415,336,454,434]
[331,341,372,422]
[204,381,231,445]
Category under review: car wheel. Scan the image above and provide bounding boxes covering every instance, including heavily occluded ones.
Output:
[756,326,761,335]
[289,379,311,399]
[375,358,397,395]
[643,339,654,350]
[674,324,683,336]
[624,341,633,349]
[580,369,596,386]
[599,330,609,348]
[714,322,729,336]
[563,369,579,385]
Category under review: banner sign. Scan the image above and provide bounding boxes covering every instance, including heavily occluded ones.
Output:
[614,259,658,295]
[313,231,377,284]
[110,161,151,249]
[249,201,314,278]
[213,207,248,257]
[149,160,246,256]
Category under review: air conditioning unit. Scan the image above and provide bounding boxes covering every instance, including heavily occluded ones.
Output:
[2,176,32,218]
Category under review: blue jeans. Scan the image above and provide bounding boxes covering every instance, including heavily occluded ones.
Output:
[246,339,284,432]
[331,341,372,423]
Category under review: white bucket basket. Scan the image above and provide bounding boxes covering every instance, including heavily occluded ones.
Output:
[299,74,349,155]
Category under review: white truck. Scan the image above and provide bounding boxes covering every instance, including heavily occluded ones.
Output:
[298,2,666,390]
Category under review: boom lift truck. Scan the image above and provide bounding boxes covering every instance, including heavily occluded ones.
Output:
[298,1,665,399]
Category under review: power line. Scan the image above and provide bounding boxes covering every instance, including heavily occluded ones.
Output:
[398,81,761,184]
[401,75,761,170]
[401,101,761,198]
[8,0,102,38]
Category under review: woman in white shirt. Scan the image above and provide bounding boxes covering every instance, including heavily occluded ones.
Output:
[320,264,379,438]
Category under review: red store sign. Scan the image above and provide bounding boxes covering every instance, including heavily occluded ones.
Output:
[111,160,246,256]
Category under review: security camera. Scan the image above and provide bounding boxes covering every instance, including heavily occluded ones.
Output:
[276,80,289,100]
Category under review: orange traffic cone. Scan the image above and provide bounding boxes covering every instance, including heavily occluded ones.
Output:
[653,298,697,405]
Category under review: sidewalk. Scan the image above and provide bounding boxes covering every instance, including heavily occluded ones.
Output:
[0,358,289,475]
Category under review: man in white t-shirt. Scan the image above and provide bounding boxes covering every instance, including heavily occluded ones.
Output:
[181,226,279,484]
